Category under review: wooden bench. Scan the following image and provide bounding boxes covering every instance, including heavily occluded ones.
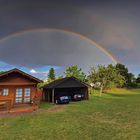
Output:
[0,102,8,111]
[0,101,11,111]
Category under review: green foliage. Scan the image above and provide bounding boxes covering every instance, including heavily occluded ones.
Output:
[47,68,56,82]
[116,63,136,87]
[88,64,125,95]
[57,75,64,79]
[64,65,86,82]
[136,74,140,83]
[37,82,48,88]
[0,71,5,74]
[136,83,140,88]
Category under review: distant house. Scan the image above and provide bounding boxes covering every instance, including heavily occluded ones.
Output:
[42,77,89,103]
[0,68,42,109]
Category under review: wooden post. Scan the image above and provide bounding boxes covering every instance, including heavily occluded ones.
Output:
[52,89,55,103]
[87,88,89,100]
[48,91,50,102]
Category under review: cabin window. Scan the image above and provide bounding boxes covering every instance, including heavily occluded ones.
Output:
[15,88,23,103]
[24,97,30,102]
[0,89,9,96]
[24,88,30,96]
[15,98,22,103]
[3,89,9,96]
[24,88,31,103]
[16,88,22,97]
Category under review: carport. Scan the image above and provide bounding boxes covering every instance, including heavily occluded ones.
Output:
[42,77,89,103]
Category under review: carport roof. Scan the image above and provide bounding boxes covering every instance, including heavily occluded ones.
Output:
[43,77,89,89]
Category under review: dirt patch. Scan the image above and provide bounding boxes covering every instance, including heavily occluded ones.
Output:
[0,105,66,118]
[0,110,36,118]
[46,105,65,113]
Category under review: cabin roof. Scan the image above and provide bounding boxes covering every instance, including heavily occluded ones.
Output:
[43,77,89,89]
[0,68,42,83]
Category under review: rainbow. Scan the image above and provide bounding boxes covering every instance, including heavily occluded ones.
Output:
[0,28,118,63]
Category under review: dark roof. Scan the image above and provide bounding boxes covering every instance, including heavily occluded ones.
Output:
[0,68,42,83]
[43,77,89,89]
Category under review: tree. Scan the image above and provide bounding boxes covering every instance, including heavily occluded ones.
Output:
[57,75,64,79]
[37,82,48,88]
[116,63,136,87]
[64,65,86,82]
[47,68,56,82]
[136,74,140,83]
[88,64,125,96]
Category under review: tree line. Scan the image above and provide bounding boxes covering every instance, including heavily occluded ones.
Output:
[1,63,138,95]
[38,63,140,94]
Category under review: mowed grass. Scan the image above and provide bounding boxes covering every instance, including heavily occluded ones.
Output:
[0,89,140,140]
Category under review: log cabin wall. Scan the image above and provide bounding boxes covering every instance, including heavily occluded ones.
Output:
[0,69,42,108]
[0,86,37,107]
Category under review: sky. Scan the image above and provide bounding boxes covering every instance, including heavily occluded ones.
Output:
[0,0,140,79]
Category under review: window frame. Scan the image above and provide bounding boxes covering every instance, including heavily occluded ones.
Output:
[24,88,31,97]
[0,88,9,96]
[15,88,23,103]
[24,88,31,103]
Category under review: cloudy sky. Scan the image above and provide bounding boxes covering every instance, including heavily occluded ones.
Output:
[0,0,140,79]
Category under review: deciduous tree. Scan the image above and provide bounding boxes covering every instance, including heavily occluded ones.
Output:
[88,64,125,96]
[64,65,86,82]
[116,63,136,87]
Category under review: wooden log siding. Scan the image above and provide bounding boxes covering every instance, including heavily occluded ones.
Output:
[0,68,42,109]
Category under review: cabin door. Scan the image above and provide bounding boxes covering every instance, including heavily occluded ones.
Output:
[15,88,31,104]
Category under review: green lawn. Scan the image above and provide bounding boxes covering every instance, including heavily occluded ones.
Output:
[0,89,140,140]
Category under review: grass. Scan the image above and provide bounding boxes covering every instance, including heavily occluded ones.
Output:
[0,89,140,140]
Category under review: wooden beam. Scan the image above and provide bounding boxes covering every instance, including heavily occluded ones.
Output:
[0,83,36,86]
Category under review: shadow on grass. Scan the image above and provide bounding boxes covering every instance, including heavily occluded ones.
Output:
[104,92,140,98]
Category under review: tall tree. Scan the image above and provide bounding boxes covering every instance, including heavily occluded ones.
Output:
[116,63,136,87]
[64,65,86,82]
[88,64,125,96]
[47,68,56,82]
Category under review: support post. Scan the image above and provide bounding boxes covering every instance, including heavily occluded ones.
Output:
[87,88,89,100]
[43,90,45,101]
[48,91,50,102]
[52,89,55,103]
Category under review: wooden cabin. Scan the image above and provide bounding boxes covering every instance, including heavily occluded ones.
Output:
[42,77,89,103]
[0,68,42,110]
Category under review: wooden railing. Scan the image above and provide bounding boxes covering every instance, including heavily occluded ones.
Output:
[0,100,11,111]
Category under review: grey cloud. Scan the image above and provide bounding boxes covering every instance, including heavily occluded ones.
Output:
[0,0,140,74]
[0,31,114,72]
